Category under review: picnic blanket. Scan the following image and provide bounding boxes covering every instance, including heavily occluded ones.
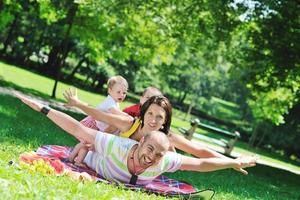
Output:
[20,145,214,199]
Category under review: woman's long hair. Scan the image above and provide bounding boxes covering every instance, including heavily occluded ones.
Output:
[139,95,172,135]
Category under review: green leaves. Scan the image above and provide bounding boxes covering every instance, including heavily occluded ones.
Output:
[38,0,66,24]
[248,87,297,125]
[0,11,14,30]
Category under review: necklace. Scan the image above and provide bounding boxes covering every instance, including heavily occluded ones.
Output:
[129,145,144,185]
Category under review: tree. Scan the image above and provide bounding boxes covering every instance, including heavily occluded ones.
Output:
[228,0,300,151]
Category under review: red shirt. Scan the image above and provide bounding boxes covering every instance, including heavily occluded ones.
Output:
[123,104,141,118]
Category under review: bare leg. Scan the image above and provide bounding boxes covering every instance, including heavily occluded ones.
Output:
[69,143,85,162]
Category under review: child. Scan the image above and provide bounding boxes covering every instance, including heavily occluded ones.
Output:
[69,75,129,167]
[123,86,162,118]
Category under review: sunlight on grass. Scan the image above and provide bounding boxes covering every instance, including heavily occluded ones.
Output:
[0,62,132,109]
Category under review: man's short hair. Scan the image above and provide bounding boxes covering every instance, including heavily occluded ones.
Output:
[107,75,128,90]
[143,131,170,148]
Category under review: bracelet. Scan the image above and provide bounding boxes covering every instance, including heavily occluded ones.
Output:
[41,106,51,115]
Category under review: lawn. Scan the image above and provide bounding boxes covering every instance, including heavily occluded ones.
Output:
[0,61,133,109]
[1,62,300,199]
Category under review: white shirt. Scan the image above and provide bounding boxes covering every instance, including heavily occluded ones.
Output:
[95,95,119,131]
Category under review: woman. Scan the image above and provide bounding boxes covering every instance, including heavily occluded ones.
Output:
[64,89,246,174]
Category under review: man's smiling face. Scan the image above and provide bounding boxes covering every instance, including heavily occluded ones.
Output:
[137,131,170,168]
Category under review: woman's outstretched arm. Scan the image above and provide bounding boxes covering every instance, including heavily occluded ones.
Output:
[169,132,229,158]
[15,93,98,144]
[63,88,134,132]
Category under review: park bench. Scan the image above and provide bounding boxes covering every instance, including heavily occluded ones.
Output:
[178,119,240,155]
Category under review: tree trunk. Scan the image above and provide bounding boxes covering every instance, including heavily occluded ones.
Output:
[185,102,194,120]
[1,13,19,56]
[179,91,188,104]
[46,45,61,75]
[84,75,90,84]
[51,79,59,98]
[256,131,267,148]
[92,79,98,88]
[68,57,86,80]
[249,126,258,147]
[177,91,182,102]
[50,3,78,98]
[0,1,3,11]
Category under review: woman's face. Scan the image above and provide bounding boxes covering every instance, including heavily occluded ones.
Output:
[143,104,166,132]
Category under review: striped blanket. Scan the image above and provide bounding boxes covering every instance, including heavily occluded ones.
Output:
[20,145,214,199]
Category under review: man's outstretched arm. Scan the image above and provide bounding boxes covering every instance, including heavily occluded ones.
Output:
[15,93,98,144]
[180,155,257,175]
[168,132,250,174]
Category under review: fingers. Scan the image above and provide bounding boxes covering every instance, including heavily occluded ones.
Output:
[63,91,69,101]
[63,103,70,108]
[239,168,248,175]
[14,93,29,104]
[65,88,72,97]
[73,88,77,96]
[69,88,73,96]
[13,92,22,99]
[63,88,73,100]
[233,155,258,175]
[238,155,258,168]
[13,92,44,112]
[233,167,248,175]
[63,88,77,99]
[247,155,258,166]
[14,92,28,104]
[63,88,79,108]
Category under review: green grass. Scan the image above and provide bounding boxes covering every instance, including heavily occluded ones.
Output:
[0,94,171,200]
[0,61,133,109]
[1,61,300,199]
[210,97,241,121]
[1,94,300,200]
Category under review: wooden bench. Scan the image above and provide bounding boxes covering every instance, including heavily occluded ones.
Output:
[178,118,240,155]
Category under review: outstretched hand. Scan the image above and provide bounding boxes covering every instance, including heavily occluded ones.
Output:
[63,88,81,108]
[234,155,258,175]
[14,92,44,112]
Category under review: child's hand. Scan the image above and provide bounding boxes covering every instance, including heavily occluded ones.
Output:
[85,144,95,151]
[63,88,81,107]
[14,92,44,112]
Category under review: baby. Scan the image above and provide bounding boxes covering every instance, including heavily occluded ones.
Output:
[69,75,128,167]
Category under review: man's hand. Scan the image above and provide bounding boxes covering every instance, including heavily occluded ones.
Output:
[234,155,258,175]
[63,88,82,108]
[14,92,44,112]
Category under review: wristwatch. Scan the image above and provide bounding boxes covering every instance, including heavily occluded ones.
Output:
[41,106,51,115]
